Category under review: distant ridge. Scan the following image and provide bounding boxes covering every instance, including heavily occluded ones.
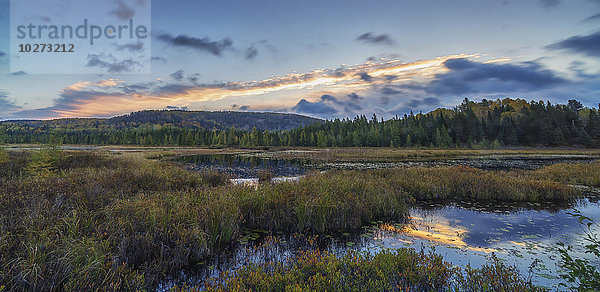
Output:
[2,110,324,131]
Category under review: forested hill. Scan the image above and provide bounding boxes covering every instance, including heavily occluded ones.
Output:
[3,111,323,131]
[1,98,599,147]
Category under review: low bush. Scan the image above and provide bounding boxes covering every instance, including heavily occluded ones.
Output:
[202,249,544,292]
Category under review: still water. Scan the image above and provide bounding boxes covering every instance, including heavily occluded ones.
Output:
[369,198,600,289]
[160,198,599,291]
[176,153,599,179]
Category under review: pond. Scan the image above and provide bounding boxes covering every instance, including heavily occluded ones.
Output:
[369,198,600,289]
[159,197,599,291]
[176,153,308,179]
[176,152,599,179]
[165,153,600,290]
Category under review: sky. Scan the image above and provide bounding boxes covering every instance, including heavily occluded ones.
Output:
[0,0,599,120]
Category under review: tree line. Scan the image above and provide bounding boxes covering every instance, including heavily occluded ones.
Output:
[1,98,599,148]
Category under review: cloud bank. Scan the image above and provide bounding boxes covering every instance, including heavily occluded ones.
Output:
[4,54,596,120]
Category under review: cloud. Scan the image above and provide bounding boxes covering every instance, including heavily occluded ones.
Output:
[582,12,600,22]
[424,58,567,95]
[547,30,600,58]
[291,98,338,115]
[356,32,395,46]
[245,46,258,60]
[157,33,233,56]
[381,86,402,95]
[258,40,278,54]
[120,83,150,94]
[165,105,188,111]
[187,73,201,83]
[110,0,135,20]
[114,41,144,52]
[151,56,167,63]
[290,94,366,117]
[6,80,129,119]
[0,91,21,114]
[358,72,373,82]
[538,0,559,7]
[85,54,142,73]
[406,97,440,108]
[348,93,362,100]
[151,84,196,96]
[232,104,251,111]
[6,54,516,119]
[170,70,184,81]
[568,61,596,79]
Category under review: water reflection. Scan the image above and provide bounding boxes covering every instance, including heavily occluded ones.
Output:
[367,198,600,289]
[176,154,308,178]
[159,197,599,291]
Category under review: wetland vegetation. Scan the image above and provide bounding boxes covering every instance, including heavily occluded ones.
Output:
[0,146,599,290]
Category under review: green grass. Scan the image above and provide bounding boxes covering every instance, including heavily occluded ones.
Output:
[0,149,597,289]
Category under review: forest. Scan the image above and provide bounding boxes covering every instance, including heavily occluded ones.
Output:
[1,98,599,148]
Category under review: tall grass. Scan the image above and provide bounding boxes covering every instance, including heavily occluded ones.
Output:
[530,161,600,188]
[232,171,407,233]
[0,151,230,289]
[375,165,579,202]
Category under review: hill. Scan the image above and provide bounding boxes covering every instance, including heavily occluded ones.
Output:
[1,99,599,147]
[3,110,323,131]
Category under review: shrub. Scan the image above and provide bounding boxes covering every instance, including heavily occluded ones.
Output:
[558,210,600,291]
[25,144,63,177]
[458,254,546,291]
[204,249,456,291]
[202,249,544,292]
[0,147,8,164]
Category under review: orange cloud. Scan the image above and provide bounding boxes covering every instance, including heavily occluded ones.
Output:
[52,54,481,118]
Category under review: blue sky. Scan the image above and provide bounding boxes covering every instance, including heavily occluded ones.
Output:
[0,0,599,120]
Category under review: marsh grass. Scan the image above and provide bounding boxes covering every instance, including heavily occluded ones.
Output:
[0,151,230,289]
[377,165,580,202]
[232,171,407,233]
[0,150,596,290]
[531,161,600,188]
[273,148,600,162]
[0,152,407,289]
